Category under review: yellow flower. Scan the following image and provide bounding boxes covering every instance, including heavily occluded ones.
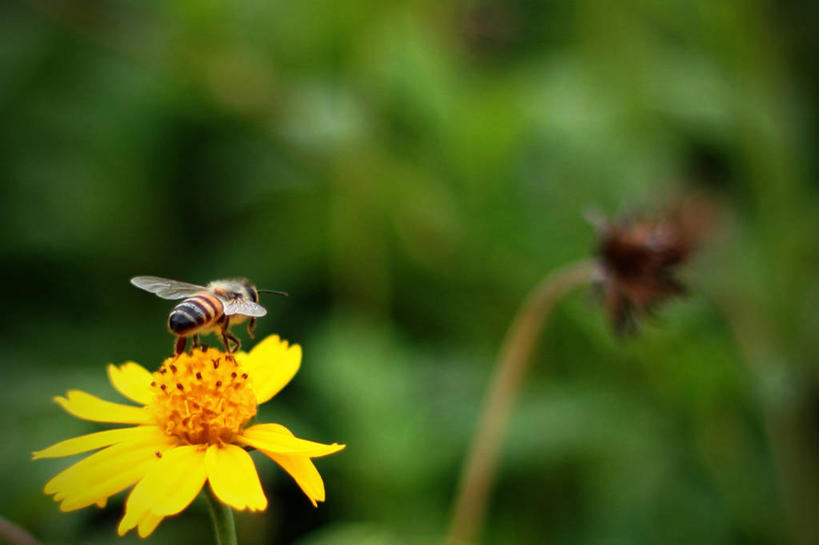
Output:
[33,335,345,538]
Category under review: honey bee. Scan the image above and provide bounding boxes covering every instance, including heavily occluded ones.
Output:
[131,276,287,355]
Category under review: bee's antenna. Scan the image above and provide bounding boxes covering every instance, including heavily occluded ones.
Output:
[258,289,289,297]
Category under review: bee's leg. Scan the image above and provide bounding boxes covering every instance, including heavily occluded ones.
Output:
[192,334,201,350]
[225,330,241,353]
[220,331,240,354]
[174,336,187,356]
[247,318,256,339]
[219,329,230,353]
[218,316,231,353]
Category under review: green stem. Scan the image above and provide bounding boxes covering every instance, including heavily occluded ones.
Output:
[715,292,819,545]
[447,259,597,544]
[0,517,42,545]
[205,487,237,545]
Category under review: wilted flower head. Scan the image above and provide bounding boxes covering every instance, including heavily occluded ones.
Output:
[592,199,710,333]
[34,336,345,538]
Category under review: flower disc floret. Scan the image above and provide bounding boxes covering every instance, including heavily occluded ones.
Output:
[148,349,257,445]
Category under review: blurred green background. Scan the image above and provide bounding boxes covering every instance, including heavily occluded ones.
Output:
[2,0,818,544]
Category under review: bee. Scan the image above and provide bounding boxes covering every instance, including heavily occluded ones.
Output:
[131,276,287,355]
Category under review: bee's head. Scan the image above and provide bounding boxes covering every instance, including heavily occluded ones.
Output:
[211,278,287,301]
[235,278,258,302]
[208,278,258,302]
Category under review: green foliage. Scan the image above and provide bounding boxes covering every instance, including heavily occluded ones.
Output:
[1,0,817,543]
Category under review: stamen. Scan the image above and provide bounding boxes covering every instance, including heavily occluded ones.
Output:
[147,348,257,445]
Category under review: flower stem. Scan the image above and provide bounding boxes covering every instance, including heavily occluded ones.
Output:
[715,293,819,545]
[0,517,42,545]
[205,487,238,545]
[447,259,597,544]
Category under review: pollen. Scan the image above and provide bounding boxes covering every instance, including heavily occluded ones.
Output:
[147,348,257,445]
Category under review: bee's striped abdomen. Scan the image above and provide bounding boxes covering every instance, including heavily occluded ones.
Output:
[168,294,223,335]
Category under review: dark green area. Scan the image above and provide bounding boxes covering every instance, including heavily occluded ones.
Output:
[1,0,817,544]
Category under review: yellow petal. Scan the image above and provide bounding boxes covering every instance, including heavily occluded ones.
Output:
[137,512,164,538]
[119,445,207,536]
[96,498,107,508]
[33,426,162,459]
[238,335,301,404]
[54,390,152,424]
[118,510,138,536]
[45,428,170,494]
[107,362,154,405]
[260,450,325,507]
[205,444,267,511]
[59,457,156,512]
[238,424,345,458]
[44,430,175,512]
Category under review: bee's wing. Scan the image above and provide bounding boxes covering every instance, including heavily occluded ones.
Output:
[223,299,268,317]
[130,276,208,300]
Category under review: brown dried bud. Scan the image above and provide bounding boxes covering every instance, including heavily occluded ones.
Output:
[593,199,711,334]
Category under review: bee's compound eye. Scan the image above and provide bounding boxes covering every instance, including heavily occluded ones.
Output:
[241,285,257,302]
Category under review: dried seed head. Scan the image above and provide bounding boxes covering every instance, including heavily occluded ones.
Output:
[593,198,712,334]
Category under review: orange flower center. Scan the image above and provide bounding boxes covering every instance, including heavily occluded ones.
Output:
[147,348,257,445]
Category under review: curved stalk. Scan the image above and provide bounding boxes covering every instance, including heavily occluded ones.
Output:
[715,293,819,545]
[205,486,238,545]
[447,260,598,544]
[0,517,42,545]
